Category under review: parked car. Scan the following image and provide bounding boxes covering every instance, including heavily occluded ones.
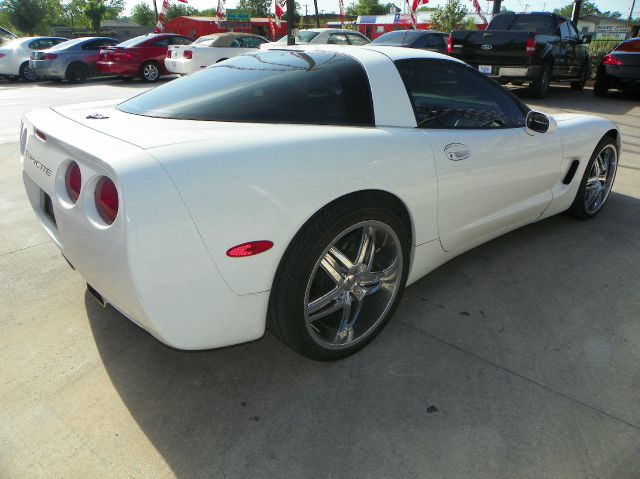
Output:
[30,37,118,82]
[20,46,619,360]
[0,36,67,81]
[265,28,370,46]
[165,32,268,75]
[449,12,591,98]
[97,33,193,82]
[371,30,448,54]
[594,38,640,96]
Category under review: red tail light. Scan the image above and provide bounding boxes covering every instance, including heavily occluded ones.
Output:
[602,54,624,66]
[226,241,273,257]
[43,53,58,60]
[65,161,82,203]
[183,50,193,60]
[0,53,6,59]
[35,129,46,141]
[95,177,118,224]
[447,36,452,54]
[525,38,536,56]
[166,50,172,58]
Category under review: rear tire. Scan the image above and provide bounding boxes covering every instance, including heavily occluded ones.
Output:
[570,62,588,91]
[593,79,609,96]
[140,61,160,82]
[19,62,37,82]
[529,63,551,99]
[66,63,88,83]
[268,196,410,361]
[568,136,618,219]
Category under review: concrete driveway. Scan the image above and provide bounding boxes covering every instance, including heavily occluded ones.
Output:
[1,81,639,478]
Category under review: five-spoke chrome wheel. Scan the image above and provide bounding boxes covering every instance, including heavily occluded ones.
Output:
[304,220,403,350]
[584,144,617,215]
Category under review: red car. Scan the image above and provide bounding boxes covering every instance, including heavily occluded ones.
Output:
[97,33,193,82]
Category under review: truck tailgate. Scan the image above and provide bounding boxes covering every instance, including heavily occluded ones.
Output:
[449,30,533,66]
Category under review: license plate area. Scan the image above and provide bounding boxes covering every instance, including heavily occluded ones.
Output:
[500,67,528,77]
[478,65,493,74]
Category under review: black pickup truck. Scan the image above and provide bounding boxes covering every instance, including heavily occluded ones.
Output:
[449,12,591,98]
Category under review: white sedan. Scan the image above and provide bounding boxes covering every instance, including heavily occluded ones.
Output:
[165,32,269,75]
[21,46,620,360]
[0,36,67,80]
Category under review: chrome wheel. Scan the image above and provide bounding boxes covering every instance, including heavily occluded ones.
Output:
[304,220,403,350]
[142,63,159,81]
[584,144,617,214]
[20,63,37,81]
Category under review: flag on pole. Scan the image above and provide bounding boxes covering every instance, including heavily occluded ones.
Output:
[339,0,345,27]
[268,16,276,39]
[404,0,415,28]
[215,0,226,27]
[472,0,488,26]
[154,0,171,32]
[177,0,188,3]
[409,0,426,28]
[275,0,286,27]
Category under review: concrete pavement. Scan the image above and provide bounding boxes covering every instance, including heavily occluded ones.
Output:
[1,82,639,478]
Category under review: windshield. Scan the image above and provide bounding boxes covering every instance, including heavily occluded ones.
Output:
[117,35,153,48]
[276,31,321,43]
[49,38,87,51]
[118,50,374,126]
[372,31,420,46]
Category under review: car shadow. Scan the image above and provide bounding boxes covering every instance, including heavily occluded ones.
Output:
[85,190,640,477]
[33,76,178,88]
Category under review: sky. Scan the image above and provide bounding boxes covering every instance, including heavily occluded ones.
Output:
[123,0,638,20]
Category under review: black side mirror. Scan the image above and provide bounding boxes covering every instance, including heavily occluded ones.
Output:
[526,111,555,134]
[581,34,592,44]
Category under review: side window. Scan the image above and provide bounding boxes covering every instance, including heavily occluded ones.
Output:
[328,34,349,45]
[559,21,573,39]
[29,39,56,50]
[347,33,369,45]
[241,36,266,48]
[568,22,579,39]
[230,39,244,48]
[153,38,170,48]
[174,36,193,45]
[395,60,527,129]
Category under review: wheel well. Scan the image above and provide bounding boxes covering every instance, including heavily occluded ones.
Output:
[604,129,620,149]
[67,61,87,72]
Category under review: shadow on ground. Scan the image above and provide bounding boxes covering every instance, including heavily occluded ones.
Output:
[86,192,640,478]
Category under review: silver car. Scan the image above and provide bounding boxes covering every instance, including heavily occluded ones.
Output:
[30,37,118,82]
[273,29,370,46]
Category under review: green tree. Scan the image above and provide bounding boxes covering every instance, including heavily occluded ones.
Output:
[104,0,125,19]
[0,0,62,34]
[165,3,198,22]
[345,0,386,16]
[429,0,472,33]
[236,0,271,17]
[553,1,600,18]
[84,0,107,31]
[130,1,156,25]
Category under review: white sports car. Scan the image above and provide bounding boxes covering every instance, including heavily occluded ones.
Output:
[21,46,620,360]
[0,36,67,80]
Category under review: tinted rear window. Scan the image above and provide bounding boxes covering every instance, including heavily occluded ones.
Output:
[615,39,640,52]
[489,14,557,35]
[117,35,155,47]
[118,50,374,126]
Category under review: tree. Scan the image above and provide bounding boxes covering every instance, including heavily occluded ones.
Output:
[237,0,271,17]
[345,0,386,16]
[104,0,125,19]
[0,0,62,34]
[165,3,198,22]
[130,2,155,26]
[84,0,107,31]
[429,0,472,33]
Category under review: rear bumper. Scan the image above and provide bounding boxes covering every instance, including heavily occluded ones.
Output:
[97,61,139,77]
[20,109,269,350]
[164,58,196,75]
[30,60,66,79]
[471,64,541,82]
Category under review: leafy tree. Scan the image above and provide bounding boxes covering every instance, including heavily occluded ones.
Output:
[551,1,623,20]
[84,0,107,31]
[130,2,155,26]
[345,0,386,16]
[0,0,62,34]
[165,3,198,22]
[429,0,472,33]
[237,0,271,17]
[104,0,125,19]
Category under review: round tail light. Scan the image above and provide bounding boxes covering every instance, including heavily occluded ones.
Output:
[65,161,82,203]
[95,176,118,224]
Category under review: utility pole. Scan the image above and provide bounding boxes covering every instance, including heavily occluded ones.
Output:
[571,0,582,23]
[629,0,636,23]
[314,0,320,27]
[492,0,502,16]
[152,0,159,22]
[287,0,295,45]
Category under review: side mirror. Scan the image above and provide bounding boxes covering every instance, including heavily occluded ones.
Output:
[525,111,557,135]
[581,34,592,44]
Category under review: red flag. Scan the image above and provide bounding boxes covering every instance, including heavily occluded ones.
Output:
[411,0,426,13]
[339,0,344,26]
[216,0,226,26]
[472,0,488,26]
[155,0,171,32]
[275,0,286,27]
[268,16,276,39]
[177,0,188,3]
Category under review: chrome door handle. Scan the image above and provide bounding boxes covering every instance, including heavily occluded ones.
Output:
[444,143,471,161]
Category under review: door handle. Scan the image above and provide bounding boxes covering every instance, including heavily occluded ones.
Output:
[444,143,471,161]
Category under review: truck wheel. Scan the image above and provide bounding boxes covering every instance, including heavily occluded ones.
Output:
[570,62,588,91]
[593,79,609,96]
[529,64,551,99]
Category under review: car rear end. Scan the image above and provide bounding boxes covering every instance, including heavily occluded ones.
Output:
[30,50,67,79]
[165,45,197,75]
[598,39,640,91]
[20,106,263,349]
[97,46,141,77]
[448,29,541,83]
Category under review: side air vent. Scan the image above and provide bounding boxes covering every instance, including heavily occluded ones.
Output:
[562,159,580,185]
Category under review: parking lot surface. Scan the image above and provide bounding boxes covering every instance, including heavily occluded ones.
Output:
[1,80,639,478]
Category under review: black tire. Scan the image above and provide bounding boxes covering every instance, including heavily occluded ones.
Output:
[568,136,618,220]
[268,196,411,361]
[529,63,551,99]
[19,62,37,82]
[66,63,88,83]
[570,62,588,91]
[140,61,160,82]
[593,79,609,96]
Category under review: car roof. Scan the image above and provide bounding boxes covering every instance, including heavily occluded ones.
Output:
[303,28,364,34]
[268,44,462,63]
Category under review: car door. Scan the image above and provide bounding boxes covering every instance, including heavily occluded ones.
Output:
[395,59,562,252]
[558,19,579,76]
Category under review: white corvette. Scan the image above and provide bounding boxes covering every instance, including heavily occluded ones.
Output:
[21,46,620,360]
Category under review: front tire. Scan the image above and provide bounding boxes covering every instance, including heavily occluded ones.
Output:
[568,136,618,219]
[19,62,37,82]
[140,61,160,82]
[268,197,410,361]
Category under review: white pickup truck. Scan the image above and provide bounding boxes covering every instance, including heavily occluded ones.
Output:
[165,32,269,75]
